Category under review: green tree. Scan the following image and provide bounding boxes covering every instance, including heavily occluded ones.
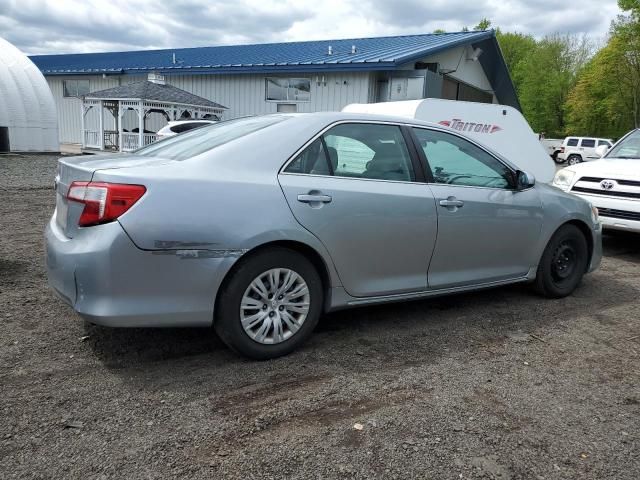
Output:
[473,18,492,31]
[565,3,640,136]
[496,31,537,97]
[514,34,590,136]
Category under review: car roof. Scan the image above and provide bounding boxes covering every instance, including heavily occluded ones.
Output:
[167,120,216,125]
[268,111,448,130]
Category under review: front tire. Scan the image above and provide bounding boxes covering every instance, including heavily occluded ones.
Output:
[215,247,323,360]
[567,154,582,166]
[534,225,589,298]
[552,151,564,164]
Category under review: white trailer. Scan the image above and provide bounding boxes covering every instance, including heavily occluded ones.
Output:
[342,99,556,183]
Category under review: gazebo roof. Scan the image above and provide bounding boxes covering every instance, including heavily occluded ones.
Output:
[84,80,227,110]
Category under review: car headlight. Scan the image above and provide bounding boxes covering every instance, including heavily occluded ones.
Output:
[591,204,600,225]
[553,169,576,190]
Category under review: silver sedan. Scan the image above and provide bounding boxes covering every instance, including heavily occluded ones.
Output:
[46,112,602,359]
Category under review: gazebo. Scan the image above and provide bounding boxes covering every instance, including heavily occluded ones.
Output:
[81,74,227,152]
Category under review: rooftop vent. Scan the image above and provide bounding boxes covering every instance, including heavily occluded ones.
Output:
[327,45,333,55]
[351,45,357,54]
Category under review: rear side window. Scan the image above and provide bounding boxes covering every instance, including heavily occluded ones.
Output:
[581,139,596,148]
[285,123,415,182]
[285,139,332,175]
[135,116,285,160]
[325,124,415,181]
[566,138,579,147]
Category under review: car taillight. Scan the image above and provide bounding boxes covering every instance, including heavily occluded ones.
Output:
[67,181,146,227]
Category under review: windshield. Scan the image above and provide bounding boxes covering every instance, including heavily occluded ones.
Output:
[135,115,287,160]
[607,130,640,159]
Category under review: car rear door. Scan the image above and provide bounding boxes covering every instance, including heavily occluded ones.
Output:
[580,138,598,160]
[278,122,438,298]
[411,127,544,289]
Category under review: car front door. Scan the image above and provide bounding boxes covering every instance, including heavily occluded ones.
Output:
[278,122,438,298]
[411,127,544,289]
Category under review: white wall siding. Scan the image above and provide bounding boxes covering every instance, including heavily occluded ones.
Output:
[46,72,371,144]
[423,46,493,91]
[164,72,371,118]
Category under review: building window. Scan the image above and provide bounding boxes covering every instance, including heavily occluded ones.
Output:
[266,78,310,102]
[63,80,90,97]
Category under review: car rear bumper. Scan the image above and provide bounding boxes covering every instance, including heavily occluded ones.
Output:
[45,216,236,327]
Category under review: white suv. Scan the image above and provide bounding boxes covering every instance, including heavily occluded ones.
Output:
[156,120,216,140]
[553,129,640,233]
[557,137,613,165]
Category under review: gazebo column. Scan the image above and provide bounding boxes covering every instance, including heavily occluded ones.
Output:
[80,103,85,149]
[118,103,124,152]
[138,101,144,149]
[98,100,104,151]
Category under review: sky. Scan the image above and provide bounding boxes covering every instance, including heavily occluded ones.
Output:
[0,0,624,55]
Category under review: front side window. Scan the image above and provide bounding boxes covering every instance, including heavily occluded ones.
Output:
[266,78,311,102]
[284,123,415,182]
[413,128,513,189]
[63,79,90,97]
[581,139,596,148]
[566,138,579,147]
[598,140,611,147]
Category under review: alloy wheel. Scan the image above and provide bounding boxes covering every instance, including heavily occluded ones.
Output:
[240,268,310,345]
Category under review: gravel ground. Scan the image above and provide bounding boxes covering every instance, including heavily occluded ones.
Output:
[1,154,639,479]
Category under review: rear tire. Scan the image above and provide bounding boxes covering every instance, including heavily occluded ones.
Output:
[567,154,582,166]
[214,247,323,360]
[534,225,589,298]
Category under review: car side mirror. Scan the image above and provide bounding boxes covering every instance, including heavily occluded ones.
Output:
[595,145,609,158]
[516,170,535,190]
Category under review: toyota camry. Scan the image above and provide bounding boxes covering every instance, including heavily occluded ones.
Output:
[46,112,602,359]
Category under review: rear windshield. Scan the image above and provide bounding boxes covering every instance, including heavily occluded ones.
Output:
[135,116,286,160]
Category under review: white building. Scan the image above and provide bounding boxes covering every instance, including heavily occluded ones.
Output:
[0,37,59,152]
[29,30,520,151]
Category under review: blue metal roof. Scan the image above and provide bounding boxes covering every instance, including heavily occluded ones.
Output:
[30,31,494,75]
[29,31,520,110]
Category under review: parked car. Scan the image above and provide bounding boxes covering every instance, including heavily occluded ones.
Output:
[553,128,640,233]
[539,138,565,163]
[557,136,613,165]
[156,120,216,139]
[46,113,602,359]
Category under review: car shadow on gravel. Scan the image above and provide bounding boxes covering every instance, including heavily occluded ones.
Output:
[83,256,639,395]
[602,231,640,263]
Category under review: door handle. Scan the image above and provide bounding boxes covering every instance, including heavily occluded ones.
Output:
[439,197,464,208]
[297,194,332,204]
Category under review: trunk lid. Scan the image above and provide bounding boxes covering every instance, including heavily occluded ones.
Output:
[54,154,172,237]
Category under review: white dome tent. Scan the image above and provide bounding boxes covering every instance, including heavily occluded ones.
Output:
[0,37,59,152]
